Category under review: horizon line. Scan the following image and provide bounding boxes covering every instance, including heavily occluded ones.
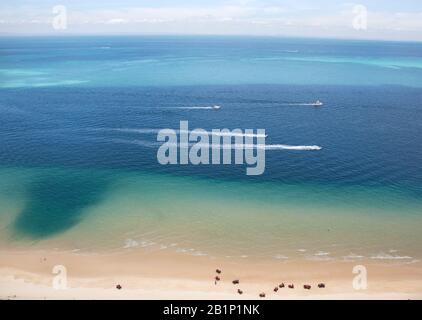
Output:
[1,33,422,44]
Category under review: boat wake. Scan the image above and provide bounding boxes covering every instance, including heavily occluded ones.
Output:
[281,100,324,107]
[175,105,222,110]
[264,144,322,151]
[96,128,321,150]
[110,139,321,151]
[107,128,267,138]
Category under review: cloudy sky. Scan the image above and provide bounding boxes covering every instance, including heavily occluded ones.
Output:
[1,0,422,41]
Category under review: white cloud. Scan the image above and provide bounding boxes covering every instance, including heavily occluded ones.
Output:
[106,18,128,25]
[0,3,422,40]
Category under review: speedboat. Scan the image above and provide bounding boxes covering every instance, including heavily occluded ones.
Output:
[212,105,222,110]
[312,100,323,106]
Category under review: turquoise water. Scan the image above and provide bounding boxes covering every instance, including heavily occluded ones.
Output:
[2,36,422,88]
[0,36,422,262]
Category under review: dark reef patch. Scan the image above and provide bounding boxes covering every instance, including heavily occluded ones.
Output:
[13,171,110,238]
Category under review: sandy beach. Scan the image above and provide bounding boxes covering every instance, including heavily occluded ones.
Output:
[1,248,421,300]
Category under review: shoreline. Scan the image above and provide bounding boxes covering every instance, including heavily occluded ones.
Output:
[1,249,421,300]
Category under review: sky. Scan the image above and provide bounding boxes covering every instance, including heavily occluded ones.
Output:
[1,0,422,41]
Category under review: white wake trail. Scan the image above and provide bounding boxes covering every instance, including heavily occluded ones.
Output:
[108,128,267,138]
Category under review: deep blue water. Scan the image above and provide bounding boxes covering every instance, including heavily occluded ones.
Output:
[1,36,422,241]
[1,85,422,190]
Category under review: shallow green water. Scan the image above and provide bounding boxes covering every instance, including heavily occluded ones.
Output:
[1,166,421,263]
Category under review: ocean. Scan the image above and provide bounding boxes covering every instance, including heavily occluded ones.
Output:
[0,36,421,262]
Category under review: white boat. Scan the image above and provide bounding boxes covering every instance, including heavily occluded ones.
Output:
[312,100,323,106]
[212,105,222,110]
